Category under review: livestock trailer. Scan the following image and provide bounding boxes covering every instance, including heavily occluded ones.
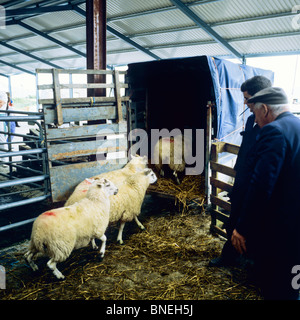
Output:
[126,56,273,188]
[0,56,273,235]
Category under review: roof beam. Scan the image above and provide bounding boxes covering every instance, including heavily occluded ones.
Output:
[0,40,61,69]
[0,59,35,75]
[16,21,86,58]
[106,25,161,61]
[5,5,75,19]
[169,0,243,60]
[73,6,160,61]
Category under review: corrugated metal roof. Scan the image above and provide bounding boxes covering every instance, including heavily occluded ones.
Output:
[0,0,299,76]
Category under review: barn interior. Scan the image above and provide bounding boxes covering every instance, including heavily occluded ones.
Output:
[0,0,299,302]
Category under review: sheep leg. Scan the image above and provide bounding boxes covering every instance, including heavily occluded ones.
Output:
[91,238,98,250]
[24,251,39,271]
[134,216,145,230]
[47,259,65,280]
[173,171,180,185]
[117,221,126,245]
[99,234,107,258]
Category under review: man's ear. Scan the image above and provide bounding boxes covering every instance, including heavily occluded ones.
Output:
[262,104,269,116]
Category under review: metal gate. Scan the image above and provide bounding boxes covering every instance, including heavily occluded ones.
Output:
[0,109,50,232]
[37,68,129,202]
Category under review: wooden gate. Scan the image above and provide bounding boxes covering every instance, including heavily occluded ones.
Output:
[210,141,239,238]
[37,69,129,202]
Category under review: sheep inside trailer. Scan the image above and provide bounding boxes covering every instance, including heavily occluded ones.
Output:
[126,55,274,210]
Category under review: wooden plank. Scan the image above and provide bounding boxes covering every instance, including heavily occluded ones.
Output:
[113,70,123,122]
[52,69,63,126]
[39,96,130,105]
[46,122,127,141]
[212,141,226,154]
[36,68,114,75]
[224,143,240,155]
[44,105,125,124]
[211,225,227,238]
[50,159,126,202]
[210,161,236,178]
[36,68,127,76]
[38,83,129,90]
[212,209,230,224]
[210,194,231,212]
[210,177,233,193]
[47,137,127,160]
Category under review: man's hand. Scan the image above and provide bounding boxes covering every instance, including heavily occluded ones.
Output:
[231,229,247,254]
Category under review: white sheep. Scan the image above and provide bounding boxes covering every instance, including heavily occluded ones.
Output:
[152,134,192,184]
[109,168,157,244]
[24,178,118,280]
[65,154,148,207]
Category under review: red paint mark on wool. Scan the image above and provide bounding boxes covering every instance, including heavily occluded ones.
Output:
[82,189,88,193]
[43,211,56,217]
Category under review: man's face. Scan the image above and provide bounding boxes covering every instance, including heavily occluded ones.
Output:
[252,103,269,128]
[243,91,255,112]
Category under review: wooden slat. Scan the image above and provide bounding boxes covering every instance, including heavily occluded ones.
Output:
[39,96,130,105]
[36,68,114,75]
[210,194,231,212]
[210,161,236,178]
[46,122,127,141]
[44,105,125,124]
[38,83,128,90]
[52,69,63,126]
[212,209,230,223]
[36,68,127,75]
[211,225,227,238]
[224,143,240,155]
[48,138,127,160]
[49,159,126,202]
[114,70,123,122]
[210,177,233,193]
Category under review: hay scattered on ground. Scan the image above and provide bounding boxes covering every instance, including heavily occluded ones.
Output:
[149,175,206,213]
[0,205,262,300]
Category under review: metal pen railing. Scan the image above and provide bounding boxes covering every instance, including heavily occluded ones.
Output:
[0,109,51,232]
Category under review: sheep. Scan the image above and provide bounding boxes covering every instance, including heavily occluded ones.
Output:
[65,154,148,207]
[109,168,157,244]
[152,134,192,184]
[24,178,118,280]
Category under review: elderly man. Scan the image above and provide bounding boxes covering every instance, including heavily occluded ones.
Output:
[209,76,272,267]
[231,87,300,300]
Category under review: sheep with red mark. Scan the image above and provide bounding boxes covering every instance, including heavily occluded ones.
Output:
[24,178,118,280]
[65,154,148,207]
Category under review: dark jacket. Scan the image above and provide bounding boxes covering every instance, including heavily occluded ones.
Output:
[227,114,260,234]
[236,112,300,263]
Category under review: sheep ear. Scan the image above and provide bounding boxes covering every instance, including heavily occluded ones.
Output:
[144,169,151,175]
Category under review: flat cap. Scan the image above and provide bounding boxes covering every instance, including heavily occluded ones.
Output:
[247,87,288,105]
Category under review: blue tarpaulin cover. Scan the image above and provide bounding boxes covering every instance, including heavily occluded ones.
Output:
[207,56,274,146]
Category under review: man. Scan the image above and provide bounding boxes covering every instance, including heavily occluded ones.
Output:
[231,87,300,300]
[209,76,272,267]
